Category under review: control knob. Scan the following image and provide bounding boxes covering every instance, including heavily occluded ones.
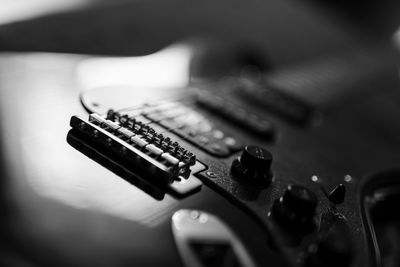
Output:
[271,185,318,231]
[231,145,273,186]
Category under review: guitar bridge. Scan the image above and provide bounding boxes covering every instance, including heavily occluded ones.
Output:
[69,110,204,196]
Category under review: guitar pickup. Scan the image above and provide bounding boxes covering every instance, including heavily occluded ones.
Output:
[69,112,203,195]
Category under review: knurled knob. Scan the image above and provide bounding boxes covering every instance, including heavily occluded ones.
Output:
[231,145,273,186]
[271,185,318,231]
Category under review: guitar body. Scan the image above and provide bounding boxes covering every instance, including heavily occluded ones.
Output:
[0,53,287,267]
[1,2,400,267]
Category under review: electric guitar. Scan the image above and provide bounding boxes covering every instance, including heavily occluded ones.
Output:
[1,3,400,267]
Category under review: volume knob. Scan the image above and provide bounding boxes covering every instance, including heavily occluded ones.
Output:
[231,145,273,186]
[271,185,318,231]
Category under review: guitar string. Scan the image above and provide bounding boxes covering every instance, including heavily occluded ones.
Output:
[110,98,208,148]
[114,98,198,129]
